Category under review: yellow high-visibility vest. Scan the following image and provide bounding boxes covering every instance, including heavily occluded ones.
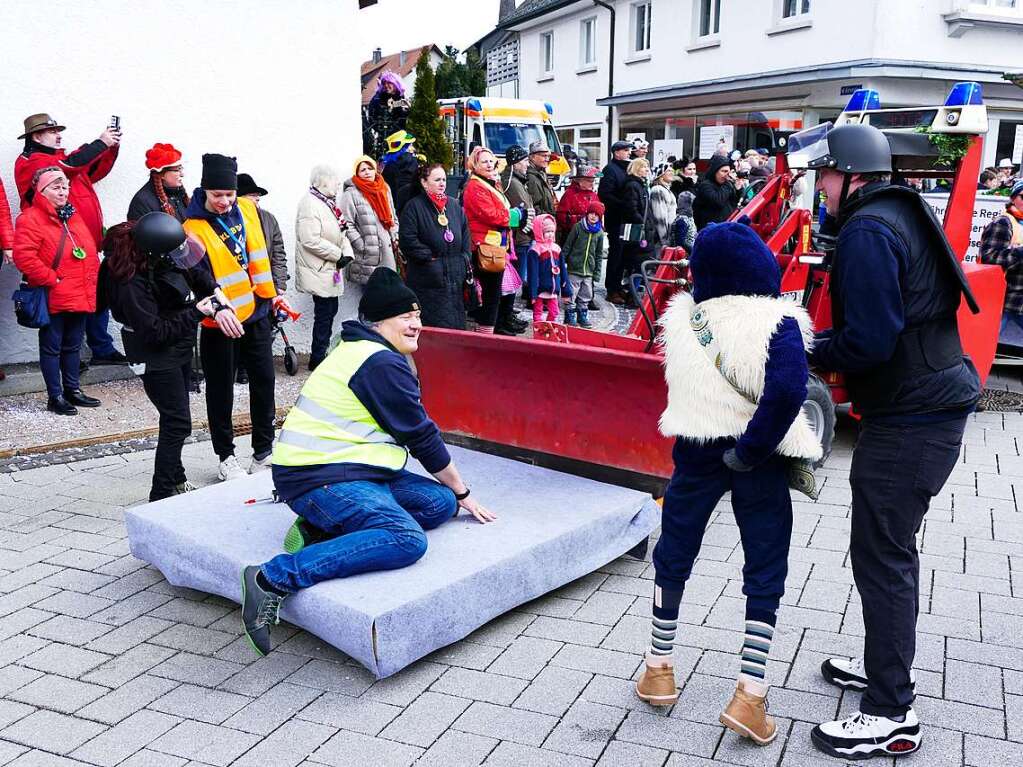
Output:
[184,197,276,326]
[272,339,408,472]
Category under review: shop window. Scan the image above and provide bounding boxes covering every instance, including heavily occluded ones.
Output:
[631,2,652,53]
[994,120,1023,165]
[539,31,554,77]
[580,17,597,68]
[699,0,721,36]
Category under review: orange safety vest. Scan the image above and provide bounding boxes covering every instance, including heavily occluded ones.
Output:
[184,197,276,327]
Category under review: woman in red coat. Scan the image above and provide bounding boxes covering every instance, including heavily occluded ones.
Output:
[556,167,601,244]
[13,167,101,415]
[461,147,523,332]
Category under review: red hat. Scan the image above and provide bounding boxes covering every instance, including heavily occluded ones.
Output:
[587,200,605,217]
[145,143,183,172]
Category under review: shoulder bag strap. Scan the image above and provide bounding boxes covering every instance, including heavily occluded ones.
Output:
[51,226,68,272]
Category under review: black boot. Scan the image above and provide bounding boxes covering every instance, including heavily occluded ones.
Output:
[241,566,286,656]
[47,396,78,416]
[64,388,101,408]
[235,366,249,385]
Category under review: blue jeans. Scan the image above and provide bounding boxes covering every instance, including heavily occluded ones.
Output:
[261,470,458,593]
[85,308,117,357]
[39,312,86,398]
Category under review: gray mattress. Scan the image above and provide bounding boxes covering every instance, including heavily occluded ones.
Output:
[126,446,660,677]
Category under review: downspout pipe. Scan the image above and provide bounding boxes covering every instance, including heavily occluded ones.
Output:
[592,0,616,159]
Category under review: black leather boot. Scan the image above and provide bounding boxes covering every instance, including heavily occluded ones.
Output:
[47,396,78,416]
[63,388,101,408]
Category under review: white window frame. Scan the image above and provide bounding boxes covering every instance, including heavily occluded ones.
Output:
[781,0,811,18]
[579,16,598,70]
[538,30,555,80]
[968,0,1020,11]
[630,1,652,55]
[768,0,813,35]
[698,0,721,37]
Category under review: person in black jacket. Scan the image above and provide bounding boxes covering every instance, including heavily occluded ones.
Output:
[693,154,745,230]
[399,164,470,329]
[805,123,979,760]
[381,130,420,215]
[598,140,633,304]
[127,143,190,222]
[620,158,654,303]
[101,213,242,501]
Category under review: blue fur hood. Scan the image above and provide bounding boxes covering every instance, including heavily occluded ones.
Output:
[689,221,781,302]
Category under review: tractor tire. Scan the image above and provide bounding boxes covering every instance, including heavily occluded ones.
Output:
[284,346,299,377]
[803,373,836,469]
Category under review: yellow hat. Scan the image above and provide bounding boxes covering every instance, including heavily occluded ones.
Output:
[385,130,415,153]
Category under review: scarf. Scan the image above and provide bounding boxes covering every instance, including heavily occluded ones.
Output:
[427,191,448,213]
[56,202,75,222]
[1008,204,1023,222]
[380,144,411,167]
[531,213,560,259]
[351,159,395,230]
[310,187,349,230]
[583,218,602,234]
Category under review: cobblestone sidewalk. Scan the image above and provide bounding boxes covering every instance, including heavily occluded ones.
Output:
[0,414,1021,767]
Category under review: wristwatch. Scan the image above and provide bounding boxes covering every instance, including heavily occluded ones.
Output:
[454,488,471,501]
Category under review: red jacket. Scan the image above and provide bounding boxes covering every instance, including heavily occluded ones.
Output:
[0,177,13,250]
[13,197,99,314]
[15,140,118,247]
[462,174,512,249]
[556,182,598,243]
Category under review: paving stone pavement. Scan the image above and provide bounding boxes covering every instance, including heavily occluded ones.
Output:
[1,410,1022,767]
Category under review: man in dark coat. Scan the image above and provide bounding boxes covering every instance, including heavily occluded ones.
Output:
[381,131,420,215]
[598,140,633,304]
[693,155,744,230]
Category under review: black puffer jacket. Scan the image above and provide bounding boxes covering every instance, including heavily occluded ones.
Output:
[693,155,740,230]
[621,175,650,225]
[382,151,420,215]
[126,180,189,223]
[398,191,469,330]
[597,158,630,227]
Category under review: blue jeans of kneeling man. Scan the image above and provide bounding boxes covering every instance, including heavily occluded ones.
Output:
[261,470,458,593]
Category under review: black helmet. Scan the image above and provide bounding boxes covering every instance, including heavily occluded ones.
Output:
[134,212,205,269]
[505,144,528,165]
[805,123,891,174]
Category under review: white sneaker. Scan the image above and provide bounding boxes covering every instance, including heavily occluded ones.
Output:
[248,453,272,474]
[821,657,916,693]
[218,455,247,481]
[811,709,921,759]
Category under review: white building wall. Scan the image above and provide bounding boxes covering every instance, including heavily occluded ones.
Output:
[0,0,365,365]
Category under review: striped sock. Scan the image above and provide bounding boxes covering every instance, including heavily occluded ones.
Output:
[649,584,683,658]
[739,619,775,684]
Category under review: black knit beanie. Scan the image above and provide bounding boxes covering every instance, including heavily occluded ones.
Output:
[201,154,238,190]
[359,267,420,322]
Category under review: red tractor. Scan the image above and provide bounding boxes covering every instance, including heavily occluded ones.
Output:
[413,83,1005,490]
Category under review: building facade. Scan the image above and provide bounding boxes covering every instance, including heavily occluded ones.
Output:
[1,0,366,365]
[503,0,1023,170]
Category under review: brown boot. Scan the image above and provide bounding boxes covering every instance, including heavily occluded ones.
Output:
[719,679,777,745]
[635,653,678,705]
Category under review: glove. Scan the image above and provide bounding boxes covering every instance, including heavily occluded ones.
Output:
[723,448,753,472]
[508,207,522,229]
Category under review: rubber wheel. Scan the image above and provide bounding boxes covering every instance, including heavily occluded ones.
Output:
[803,373,836,469]
[284,346,299,377]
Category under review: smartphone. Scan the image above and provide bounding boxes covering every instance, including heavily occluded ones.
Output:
[109,115,121,131]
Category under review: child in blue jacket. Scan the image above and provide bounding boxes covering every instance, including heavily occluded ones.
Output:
[527,214,572,322]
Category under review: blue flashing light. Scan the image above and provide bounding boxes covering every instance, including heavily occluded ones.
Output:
[544,102,554,115]
[945,81,983,107]
[466,98,482,112]
[844,88,881,112]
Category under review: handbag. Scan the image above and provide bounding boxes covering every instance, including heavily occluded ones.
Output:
[463,253,482,312]
[689,304,820,500]
[12,228,66,329]
[474,242,507,273]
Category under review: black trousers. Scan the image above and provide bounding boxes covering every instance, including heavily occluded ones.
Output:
[141,363,192,502]
[850,415,967,717]
[310,295,339,365]
[604,231,624,295]
[475,268,503,328]
[200,316,276,461]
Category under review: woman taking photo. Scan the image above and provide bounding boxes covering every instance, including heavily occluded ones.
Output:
[101,213,240,500]
[13,166,101,415]
[341,156,398,285]
[127,143,189,222]
[295,165,354,370]
[399,163,470,329]
[461,147,523,333]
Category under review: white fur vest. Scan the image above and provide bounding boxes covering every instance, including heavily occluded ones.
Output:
[658,291,823,461]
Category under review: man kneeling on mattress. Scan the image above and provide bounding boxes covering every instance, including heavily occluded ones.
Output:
[241,266,496,656]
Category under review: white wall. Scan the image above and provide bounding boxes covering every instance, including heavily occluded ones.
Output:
[1,0,365,365]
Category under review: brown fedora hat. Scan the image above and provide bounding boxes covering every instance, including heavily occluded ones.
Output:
[18,113,66,140]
